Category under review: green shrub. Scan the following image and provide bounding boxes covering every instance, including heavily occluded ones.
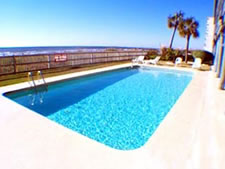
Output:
[160,47,171,61]
[167,48,176,61]
[192,50,214,65]
[160,47,185,62]
[174,49,184,58]
[145,49,159,60]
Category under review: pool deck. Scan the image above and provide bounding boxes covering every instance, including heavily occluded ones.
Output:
[0,63,225,169]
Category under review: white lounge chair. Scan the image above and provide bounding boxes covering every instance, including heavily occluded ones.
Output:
[175,57,182,66]
[132,56,145,64]
[192,58,202,69]
[144,56,160,65]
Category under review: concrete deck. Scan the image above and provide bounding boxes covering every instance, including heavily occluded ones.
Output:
[0,63,224,169]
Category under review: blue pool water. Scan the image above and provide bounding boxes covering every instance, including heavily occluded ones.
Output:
[5,67,192,150]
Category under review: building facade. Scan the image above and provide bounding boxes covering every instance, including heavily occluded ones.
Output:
[213,0,225,89]
[204,17,214,52]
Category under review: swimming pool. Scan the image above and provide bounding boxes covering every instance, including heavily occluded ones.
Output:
[4,67,192,150]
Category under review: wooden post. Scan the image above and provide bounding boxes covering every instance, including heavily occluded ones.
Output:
[13,55,16,73]
[91,53,93,64]
[47,55,50,69]
[106,52,108,62]
[219,57,225,89]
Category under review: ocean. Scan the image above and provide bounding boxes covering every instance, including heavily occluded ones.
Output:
[0,46,150,57]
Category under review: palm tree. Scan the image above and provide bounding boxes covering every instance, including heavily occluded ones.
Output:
[168,11,184,49]
[178,17,199,63]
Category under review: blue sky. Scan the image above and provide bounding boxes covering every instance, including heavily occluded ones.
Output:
[0,0,213,49]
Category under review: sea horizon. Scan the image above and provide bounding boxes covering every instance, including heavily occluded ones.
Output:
[0,45,154,57]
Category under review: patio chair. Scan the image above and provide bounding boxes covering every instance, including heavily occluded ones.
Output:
[175,57,182,66]
[192,58,202,69]
[144,56,160,65]
[132,56,145,64]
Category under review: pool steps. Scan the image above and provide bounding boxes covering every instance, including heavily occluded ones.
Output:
[37,71,47,88]
[27,72,37,89]
[27,71,48,105]
[28,71,48,91]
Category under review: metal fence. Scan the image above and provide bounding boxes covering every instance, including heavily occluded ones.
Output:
[0,51,148,75]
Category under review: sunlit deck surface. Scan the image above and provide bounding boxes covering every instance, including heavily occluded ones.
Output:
[0,63,224,169]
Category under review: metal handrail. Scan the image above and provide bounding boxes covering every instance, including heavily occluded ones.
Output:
[28,72,36,88]
[37,71,48,90]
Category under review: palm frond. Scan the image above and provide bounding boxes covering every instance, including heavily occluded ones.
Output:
[178,17,199,39]
[167,11,184,29]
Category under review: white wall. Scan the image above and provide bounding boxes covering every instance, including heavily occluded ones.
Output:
[204,17,214,52]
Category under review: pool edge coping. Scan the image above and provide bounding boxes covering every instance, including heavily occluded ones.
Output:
[0,63,214,169]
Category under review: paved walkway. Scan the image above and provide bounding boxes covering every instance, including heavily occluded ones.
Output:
[0,64,224,169]
[189,72,225,169]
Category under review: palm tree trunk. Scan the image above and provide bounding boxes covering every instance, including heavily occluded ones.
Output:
[169,26,177,49]
[185,36,190,63]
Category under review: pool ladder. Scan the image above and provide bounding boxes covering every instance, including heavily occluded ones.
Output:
[27,71,48,105]
[28,72,36,90]
[27,71,48,91]
[37,70,47,89]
